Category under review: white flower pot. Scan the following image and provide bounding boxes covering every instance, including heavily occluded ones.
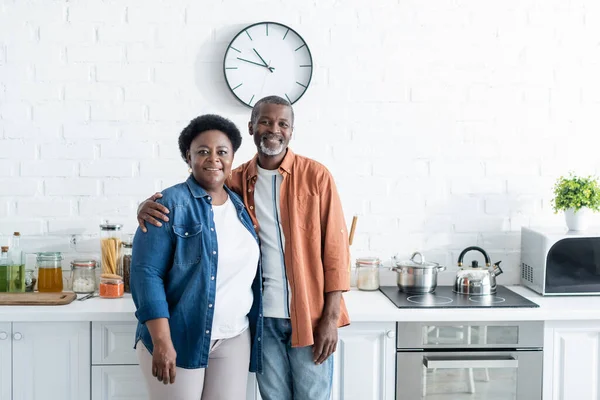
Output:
[564,207,590,231]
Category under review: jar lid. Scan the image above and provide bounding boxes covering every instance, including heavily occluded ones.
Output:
[100,222,122,231]
[1,246,8,252]
[36,252,63,261]
[100,277,123,284]
[356,257,381,266]
[71,260,97,268]
[121,241,132,249]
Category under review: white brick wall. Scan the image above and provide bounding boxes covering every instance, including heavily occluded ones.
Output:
[2,0,600,284]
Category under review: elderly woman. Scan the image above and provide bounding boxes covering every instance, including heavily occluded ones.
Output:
[131,114,262,400]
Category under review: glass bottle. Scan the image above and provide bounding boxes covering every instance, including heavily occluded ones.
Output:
[71,260,97,294]
[117,240,132,293]
[37,252,63,292]
[100,222,122,276]
[356,257,381,291]
[8,232,25,292]
[0,246,12,292]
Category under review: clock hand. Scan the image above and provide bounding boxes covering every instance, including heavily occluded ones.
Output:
[253,48,270,67]
[237,57,275,73]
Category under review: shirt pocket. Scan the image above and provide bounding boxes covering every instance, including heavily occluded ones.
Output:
[172,223,203,265]
[295,195,319,232]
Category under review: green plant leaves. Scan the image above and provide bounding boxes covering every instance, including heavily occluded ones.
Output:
[552,172,600,213]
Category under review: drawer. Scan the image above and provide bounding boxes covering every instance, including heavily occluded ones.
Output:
[92,365,148,400]
[92,322,138,365]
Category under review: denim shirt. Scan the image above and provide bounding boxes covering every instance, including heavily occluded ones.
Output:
[131,175,263,372]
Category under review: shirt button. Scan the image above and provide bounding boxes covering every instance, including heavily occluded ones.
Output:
[211,228,214,231]
[185,232,188,236]
[208,197,211,200]
[212,251,216,255]
[258,337,261,341]
[253,225,257,228]
[249,206,254,210]
[211,276,215,280]
[208,304,213,308]
[248,188,252,192]
[206,330,210,334]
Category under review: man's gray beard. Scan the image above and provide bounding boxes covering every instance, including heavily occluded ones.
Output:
[259,141,285,156]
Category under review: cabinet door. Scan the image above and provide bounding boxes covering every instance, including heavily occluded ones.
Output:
[332,322,396,400]
[12,322,90,400]
[0,323,11,400]
[92,322,138,365]
[545,321,600,400]
[92,366,148,400]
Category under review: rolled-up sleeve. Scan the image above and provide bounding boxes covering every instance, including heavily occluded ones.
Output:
[319,171,351,293]
[130,213,175,324]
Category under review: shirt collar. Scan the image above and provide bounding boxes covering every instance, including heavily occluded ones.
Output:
[247,148,295,181]
[185,174,245,210]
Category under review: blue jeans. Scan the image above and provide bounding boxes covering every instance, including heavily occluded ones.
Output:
[257,318,334,400]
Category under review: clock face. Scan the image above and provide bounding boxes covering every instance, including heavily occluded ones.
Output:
[223,22,313,108]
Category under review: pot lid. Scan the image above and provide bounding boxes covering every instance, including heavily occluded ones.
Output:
[394,252,440,269]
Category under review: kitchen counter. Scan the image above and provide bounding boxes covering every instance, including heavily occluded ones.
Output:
[2,286,600,322]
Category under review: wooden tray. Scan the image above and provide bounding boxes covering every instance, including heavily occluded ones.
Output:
[0,292,77,306]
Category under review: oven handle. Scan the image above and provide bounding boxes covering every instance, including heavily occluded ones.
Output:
[423,356,519,369]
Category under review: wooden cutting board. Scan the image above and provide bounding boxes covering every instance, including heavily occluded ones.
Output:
[0,292,77,306]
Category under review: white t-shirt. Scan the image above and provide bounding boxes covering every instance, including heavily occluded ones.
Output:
[254,165,292,319]
[210,196,260,339]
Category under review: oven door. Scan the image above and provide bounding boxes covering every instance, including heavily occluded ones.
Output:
[396,350,542,399]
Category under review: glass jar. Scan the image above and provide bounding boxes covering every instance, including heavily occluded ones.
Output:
[36,252,63,292]
[100,222,122,276]
[24,269,36,292]
[99,277,124,299]
[356,257,381,291]
[117,241,132,293]
[71,260,97,294]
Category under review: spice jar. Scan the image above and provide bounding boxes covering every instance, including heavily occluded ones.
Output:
[71,260,97,294]
[99,275,124,299]
[117,240,132,293]
[36,252,63,292]
[356,257,381,291]
[100,222,122,276]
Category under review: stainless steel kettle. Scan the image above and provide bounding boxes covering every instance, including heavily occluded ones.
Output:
[453,246,503,295]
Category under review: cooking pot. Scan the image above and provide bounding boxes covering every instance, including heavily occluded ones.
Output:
[453,246,503,295]
[391,252,446,293]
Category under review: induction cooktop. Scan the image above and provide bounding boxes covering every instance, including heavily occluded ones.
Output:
[379,285,539,309]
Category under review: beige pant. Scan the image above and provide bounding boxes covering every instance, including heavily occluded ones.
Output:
[136,329,251,400]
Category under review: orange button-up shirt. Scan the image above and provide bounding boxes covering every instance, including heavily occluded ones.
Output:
[227,149,350,347]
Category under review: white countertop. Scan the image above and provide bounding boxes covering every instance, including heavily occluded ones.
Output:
[3,286,600,323]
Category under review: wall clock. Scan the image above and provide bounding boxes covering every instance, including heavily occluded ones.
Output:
[223,21,313,108]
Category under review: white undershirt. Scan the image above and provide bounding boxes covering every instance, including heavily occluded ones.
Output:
[254,165,292,319]
[210,196,260,339]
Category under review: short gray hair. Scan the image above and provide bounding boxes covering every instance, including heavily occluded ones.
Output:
[250,95,295,126]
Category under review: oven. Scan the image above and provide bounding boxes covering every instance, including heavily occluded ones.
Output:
[395,321,543,399]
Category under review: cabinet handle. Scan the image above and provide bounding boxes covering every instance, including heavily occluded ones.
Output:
[386,330,396,339]
[0,332,7,340]
[13,332,22,341]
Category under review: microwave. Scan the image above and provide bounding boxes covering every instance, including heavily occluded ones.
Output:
[521,227,600,295]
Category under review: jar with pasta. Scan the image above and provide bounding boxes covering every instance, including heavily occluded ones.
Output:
[99,222,122,276]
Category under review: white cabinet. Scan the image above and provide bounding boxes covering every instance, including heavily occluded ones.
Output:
[332,322,396,400]
[544,320,600,400]
[0,322,90,400]
[91,322,147,400]
[0,322,11,400]
[92,366,148,400]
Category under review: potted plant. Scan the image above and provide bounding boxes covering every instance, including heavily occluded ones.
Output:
[552,173,600,231]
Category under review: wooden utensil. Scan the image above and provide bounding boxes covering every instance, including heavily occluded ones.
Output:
[349,215,358,246]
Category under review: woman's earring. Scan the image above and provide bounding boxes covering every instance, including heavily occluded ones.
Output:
[188,167,192,174]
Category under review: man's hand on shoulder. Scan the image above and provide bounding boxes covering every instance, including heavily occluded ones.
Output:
[137,192,170,232]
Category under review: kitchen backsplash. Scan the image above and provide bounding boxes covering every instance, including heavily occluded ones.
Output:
[2,0,600,285]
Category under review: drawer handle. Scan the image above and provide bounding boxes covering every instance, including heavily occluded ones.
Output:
[13,332,23,341]
[0,332,7,340]
[423,356,518,369]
